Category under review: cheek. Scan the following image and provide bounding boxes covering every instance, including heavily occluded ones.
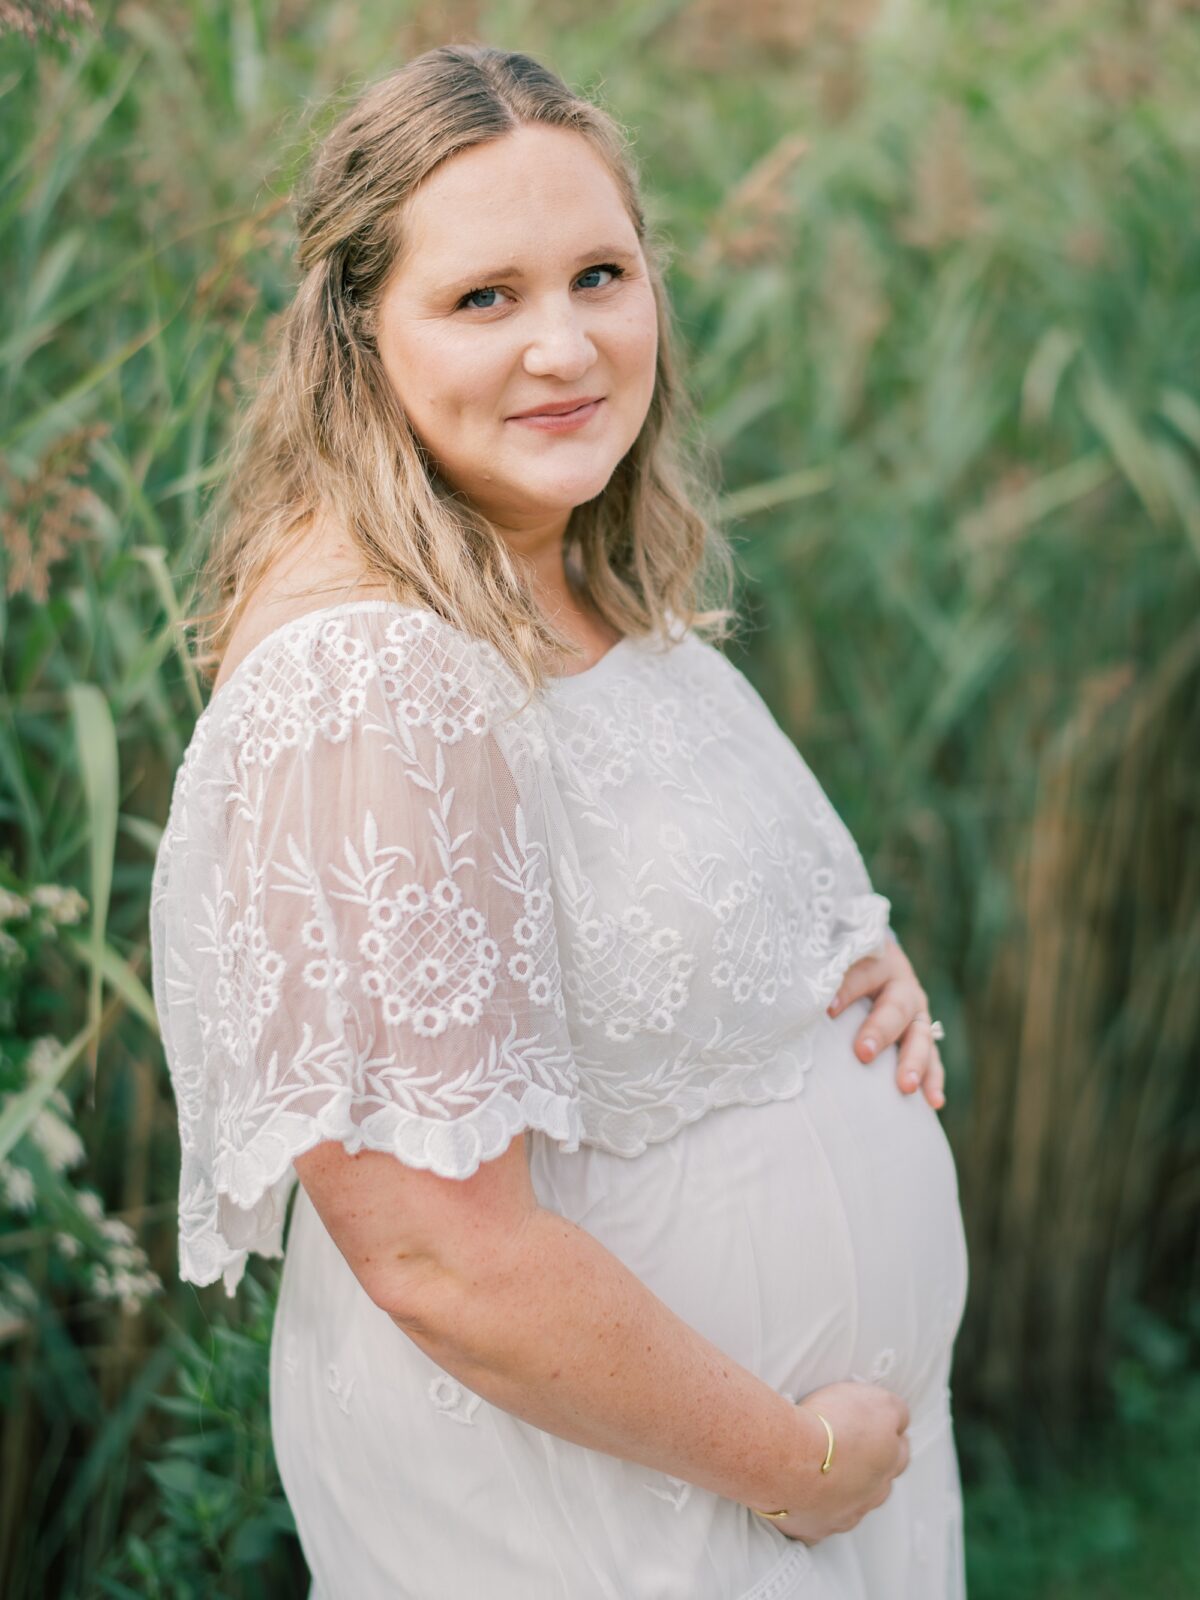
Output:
[382,328,503,425]
[611,295,659,390]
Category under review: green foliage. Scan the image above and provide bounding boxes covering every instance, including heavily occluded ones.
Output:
[0,864,160,1338]
[0,0,1197,1593]
[963,1303,1200,1599]
[0,865,164,1598]
[90,1270,304,1600]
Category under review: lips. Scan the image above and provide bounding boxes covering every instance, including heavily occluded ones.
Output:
[507,396,603,419]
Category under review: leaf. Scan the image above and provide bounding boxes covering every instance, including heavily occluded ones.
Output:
[69,682,120,1084]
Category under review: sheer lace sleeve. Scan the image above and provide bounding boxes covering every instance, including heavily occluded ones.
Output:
[150,603,582,1295]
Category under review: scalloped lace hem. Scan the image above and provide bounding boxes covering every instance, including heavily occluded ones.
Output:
[573,901,890,1160]
[583,1031,819,1160]
[181,1081,584,1296]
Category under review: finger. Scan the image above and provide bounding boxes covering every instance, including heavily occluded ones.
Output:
[826,954,888,1018]
[894,1432,912,1477]
[895,1015,934,1095]
[922,1047,946,1110]
[852,982,915,1063]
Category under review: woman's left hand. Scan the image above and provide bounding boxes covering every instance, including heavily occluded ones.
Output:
[826,937,946,1110]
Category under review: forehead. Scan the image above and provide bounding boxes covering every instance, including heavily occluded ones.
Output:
[395,125,636,278]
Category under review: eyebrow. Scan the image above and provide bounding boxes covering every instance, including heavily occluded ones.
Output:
[442,243,638,293]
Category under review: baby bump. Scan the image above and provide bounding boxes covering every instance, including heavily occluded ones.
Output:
[528,997,968,1425]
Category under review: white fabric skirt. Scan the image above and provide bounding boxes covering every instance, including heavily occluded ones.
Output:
[270,994,969,1599]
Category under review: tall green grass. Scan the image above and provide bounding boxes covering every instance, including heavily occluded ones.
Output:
[1,0,1197,1592]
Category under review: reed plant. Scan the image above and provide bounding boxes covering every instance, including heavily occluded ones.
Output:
[1,0,1197,1592]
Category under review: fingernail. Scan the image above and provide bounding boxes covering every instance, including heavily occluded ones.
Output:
[933,1091,946,1108]
[828,998,841,1015]
[861,1037,876,1059]
[904,1073,918,1090]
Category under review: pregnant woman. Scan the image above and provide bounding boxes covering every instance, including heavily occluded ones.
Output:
[150,44,968,1599]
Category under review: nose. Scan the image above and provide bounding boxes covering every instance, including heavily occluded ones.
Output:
[521,296,597,381]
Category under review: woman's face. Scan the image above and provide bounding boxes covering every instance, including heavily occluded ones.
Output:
[373,123,659,545]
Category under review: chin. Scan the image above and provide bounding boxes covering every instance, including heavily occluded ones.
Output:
[512,464,623,507]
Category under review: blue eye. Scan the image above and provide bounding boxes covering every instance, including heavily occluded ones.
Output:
[575,264,625,291]
[460,285,502,310]
[455,263,626,312]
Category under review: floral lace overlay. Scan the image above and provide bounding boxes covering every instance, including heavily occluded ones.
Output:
[150,601,890,1293]
[539,636,890,1156]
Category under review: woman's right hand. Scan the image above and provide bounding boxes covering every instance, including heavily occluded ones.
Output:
[761,1381,912,1545]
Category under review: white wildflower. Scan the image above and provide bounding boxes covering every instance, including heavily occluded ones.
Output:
[0,1161,36,1213]
[95,1260,161,1315]
[25,1036,64,1081]
[99,1216,136,1246]
[30,1108,85,1173]
[9,1273,36,1309]
[55,1232,81,1259]
[30,885,88,925]
[77,1189,104,1221]
[0,930,20,962]
[119,1268,162,1313]
[0,888,30,921]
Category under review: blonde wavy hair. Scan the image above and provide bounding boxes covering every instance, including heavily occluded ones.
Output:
[187,42,741,697]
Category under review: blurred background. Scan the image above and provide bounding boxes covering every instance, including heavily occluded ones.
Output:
[1,1,1198,1595]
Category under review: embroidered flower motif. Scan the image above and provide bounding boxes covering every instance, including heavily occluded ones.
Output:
[428,1373,482,1426]
[326,1363,355,1415]
[604,1015,636,1042]
[523,887,549,921]
[870,1347,897,1381]
[368,899,403,931]
[381,993,411,1025]
[431,878,461,911]
[412,1006,448,1037]
[508,952,533,982]
[470,966,497,999]
[643,1473,693,1511]
[450,992,483,1024]
[281,1334,299,1378]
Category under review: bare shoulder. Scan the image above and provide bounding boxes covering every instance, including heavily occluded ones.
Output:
[212,510,393,697]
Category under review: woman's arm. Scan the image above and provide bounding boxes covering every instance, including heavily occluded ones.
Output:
[294,1134,909,1529]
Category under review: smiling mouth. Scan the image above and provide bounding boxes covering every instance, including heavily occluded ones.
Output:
[507,401,605,431]
[508,398,604,421]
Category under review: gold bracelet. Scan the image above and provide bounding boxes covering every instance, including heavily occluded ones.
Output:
[749,1410,835,1521]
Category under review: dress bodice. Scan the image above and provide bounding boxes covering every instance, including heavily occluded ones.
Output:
[535,613,891,1150]
[149,599,891,1294]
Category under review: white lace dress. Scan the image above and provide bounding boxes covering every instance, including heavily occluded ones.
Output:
[149,598,969,1600]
